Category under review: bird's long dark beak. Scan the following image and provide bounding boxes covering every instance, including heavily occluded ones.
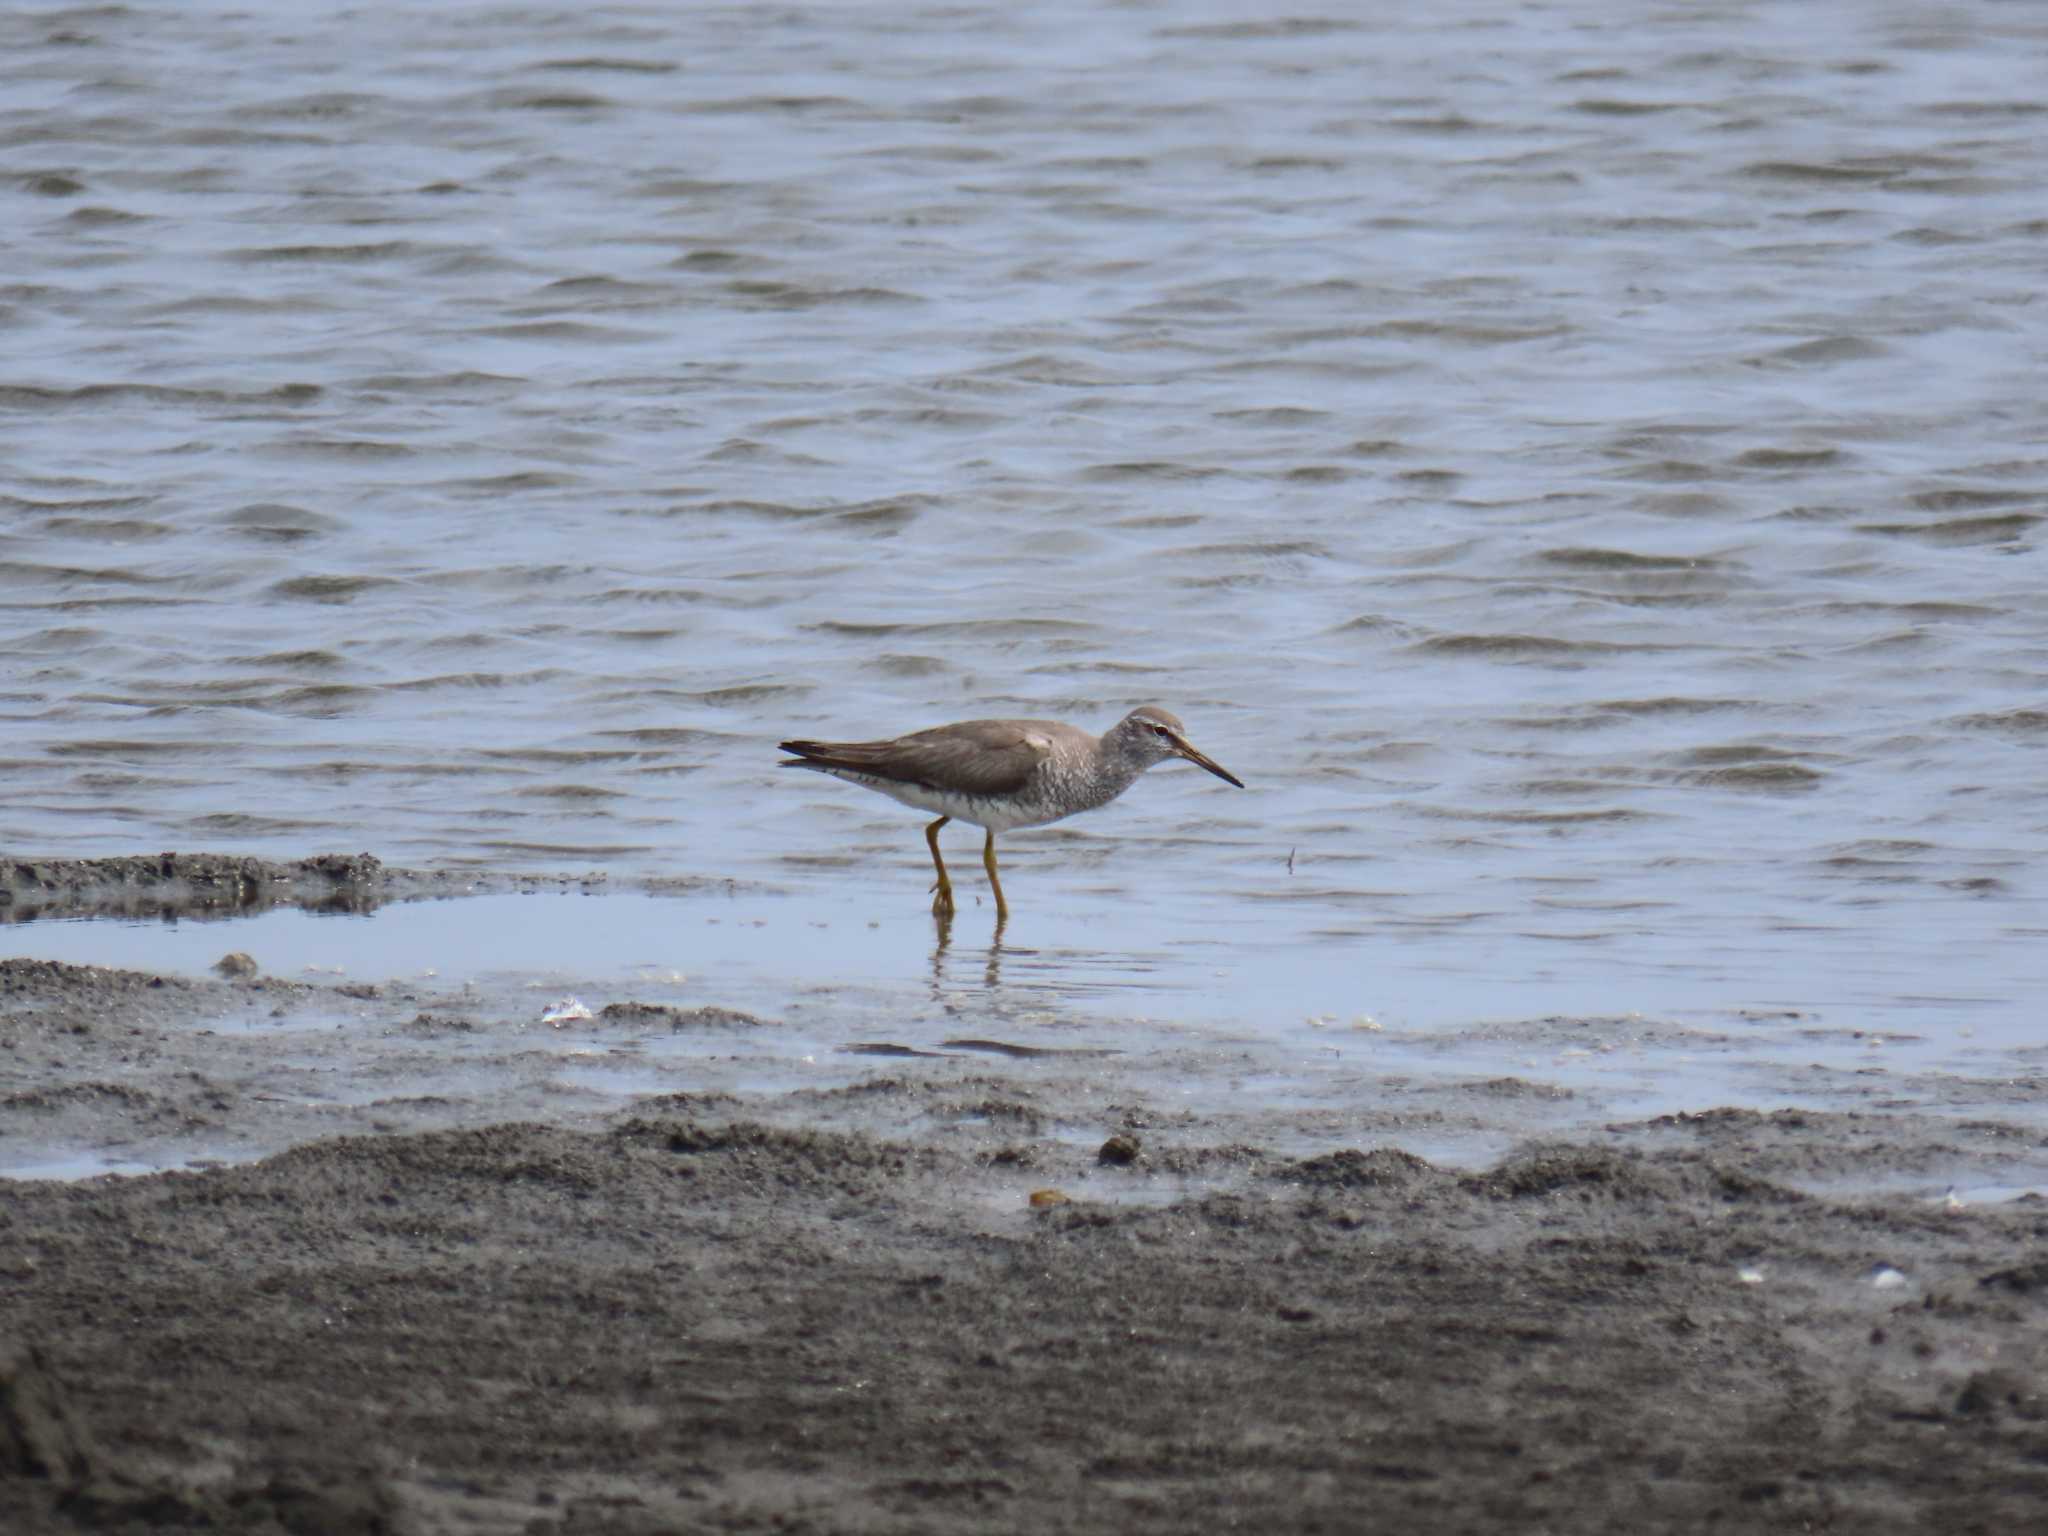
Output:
[1172,736,1244,788]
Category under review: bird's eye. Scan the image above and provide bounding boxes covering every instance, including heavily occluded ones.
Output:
[1151,725,1171,737]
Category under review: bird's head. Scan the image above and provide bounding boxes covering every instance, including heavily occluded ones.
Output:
[1112,706,1244,787]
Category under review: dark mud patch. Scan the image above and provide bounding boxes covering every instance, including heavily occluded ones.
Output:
[595,1001,767,1030]
[3,1117,2046,1533]
[0,851,628,925]
[0,852,390,922]
[0,1336,408,1535]
[1610,1106,2048,1192]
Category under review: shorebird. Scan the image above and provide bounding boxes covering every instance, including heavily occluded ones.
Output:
[778,705,1243,920]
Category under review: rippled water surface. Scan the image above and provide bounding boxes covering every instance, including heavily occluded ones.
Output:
[3,2,2046,1049]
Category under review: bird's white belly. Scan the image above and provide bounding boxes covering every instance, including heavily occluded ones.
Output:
[821,770,1067,833]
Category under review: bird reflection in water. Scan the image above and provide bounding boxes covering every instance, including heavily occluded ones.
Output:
[929,899,1008,991]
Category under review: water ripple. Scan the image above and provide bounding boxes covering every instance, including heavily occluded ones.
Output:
[0,0,2041,1039]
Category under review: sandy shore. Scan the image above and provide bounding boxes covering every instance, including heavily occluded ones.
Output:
[3,857,2046,1533]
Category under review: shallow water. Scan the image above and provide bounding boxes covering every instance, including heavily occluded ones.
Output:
[3,2,2046,1078]
[0,887,2026,1049]
[5,888,2041,1186]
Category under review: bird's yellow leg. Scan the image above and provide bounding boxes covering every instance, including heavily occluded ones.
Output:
[983,830,1009,922]
[925,816,954,915]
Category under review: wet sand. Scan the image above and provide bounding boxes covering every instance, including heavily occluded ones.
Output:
[4,857,2047,1534]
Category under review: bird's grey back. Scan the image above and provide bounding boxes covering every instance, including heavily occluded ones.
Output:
[781,717,1090,798]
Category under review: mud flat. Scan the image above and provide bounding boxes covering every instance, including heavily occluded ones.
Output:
[0,853,623,925]
[2,857,2046,1533]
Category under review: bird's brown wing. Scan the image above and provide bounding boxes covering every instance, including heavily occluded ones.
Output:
[779,719,1059,797]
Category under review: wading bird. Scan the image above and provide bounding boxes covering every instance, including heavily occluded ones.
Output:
[778,705,1243,920]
